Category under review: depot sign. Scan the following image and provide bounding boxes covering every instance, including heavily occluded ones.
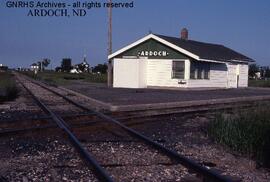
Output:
[138,50,169,57]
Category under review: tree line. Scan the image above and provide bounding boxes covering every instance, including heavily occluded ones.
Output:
[249,64,270,79]
[55,58,108,74]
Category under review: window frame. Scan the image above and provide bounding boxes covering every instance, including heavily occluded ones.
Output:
[171,61,185,79]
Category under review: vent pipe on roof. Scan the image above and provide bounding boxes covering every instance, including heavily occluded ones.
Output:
[181,28,188,40]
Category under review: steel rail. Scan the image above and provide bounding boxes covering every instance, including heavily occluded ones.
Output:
[17,78,114,182]
[27,76,233,182]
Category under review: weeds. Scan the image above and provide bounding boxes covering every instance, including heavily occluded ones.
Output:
[21,71,107,85]
[249,79,270,87]
[208,104,270,167]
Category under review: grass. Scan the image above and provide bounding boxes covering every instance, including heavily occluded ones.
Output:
[22,71,107,86]
[249,79,270,87]
[0,72,19,103]
[208,104,270,168]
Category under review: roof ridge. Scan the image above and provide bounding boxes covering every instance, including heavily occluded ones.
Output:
[154,34,224,47]
[153,33,253,62]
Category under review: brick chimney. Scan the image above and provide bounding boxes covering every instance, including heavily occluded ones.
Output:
[181,28,188,40]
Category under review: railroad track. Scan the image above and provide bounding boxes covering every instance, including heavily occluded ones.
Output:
[2,73,236,181]
[0,78,259,137]
[0,96,261,139]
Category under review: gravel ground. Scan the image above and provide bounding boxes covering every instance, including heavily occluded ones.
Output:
[0,136,98,182]
[1,80,40,110]
[85,141,189,181]
[0,127,196,182]
[63,81,270,105]
[1,114,269,181]
[0,110,45,122]
[22,82,84,115]
[129,113,270,182]
[1,75,269,181]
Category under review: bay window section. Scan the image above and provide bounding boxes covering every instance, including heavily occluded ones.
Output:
[190,61,210,79]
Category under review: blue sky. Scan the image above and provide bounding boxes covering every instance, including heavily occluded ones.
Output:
[0,0,270,68]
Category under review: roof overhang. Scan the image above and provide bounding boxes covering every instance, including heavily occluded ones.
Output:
[108,34,254,64]
[199,59,229,64]
[230,59,255,63]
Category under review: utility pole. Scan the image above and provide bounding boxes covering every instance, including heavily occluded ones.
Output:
[107,0,113,87]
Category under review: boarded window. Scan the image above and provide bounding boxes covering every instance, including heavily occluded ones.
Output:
[190,61,210,79]
[172,61,185,79]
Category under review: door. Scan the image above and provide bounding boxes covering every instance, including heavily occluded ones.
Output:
[227,63,237,88]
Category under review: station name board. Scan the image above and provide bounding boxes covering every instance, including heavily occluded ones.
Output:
[138,50,169,57]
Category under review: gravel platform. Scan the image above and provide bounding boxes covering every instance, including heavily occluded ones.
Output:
[63,81,270,106]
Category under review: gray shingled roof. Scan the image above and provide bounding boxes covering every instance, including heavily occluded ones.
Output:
[155,34,254,62]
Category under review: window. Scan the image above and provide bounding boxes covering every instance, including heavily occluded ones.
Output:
[172,61,185,79]
[190,61,210,79]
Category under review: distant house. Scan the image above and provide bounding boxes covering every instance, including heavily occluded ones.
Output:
[70,68,80,74]
[0,64,8,72]
[70,56,91,74]
[255,71,261,79]
[109,28,254,88]
[30,63,39,71]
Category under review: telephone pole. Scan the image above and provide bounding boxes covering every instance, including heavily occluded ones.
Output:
[107,0,113,87]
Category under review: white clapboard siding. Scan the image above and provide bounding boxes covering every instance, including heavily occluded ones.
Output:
[114,58,248,89]
[187,63,228,88]
[147,59,187,87]
[238,64,248,87]
[139,60,148,88]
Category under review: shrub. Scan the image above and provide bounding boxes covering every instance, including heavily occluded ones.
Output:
[0,72,19,102]
[208,104,270,168]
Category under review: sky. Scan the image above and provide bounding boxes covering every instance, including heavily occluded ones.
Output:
[0,0,270,69]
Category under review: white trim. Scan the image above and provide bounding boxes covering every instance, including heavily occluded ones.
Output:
[226,63,229,88]
[108,34,200,60]
[199,59,227,64]
[184,59,190,80]
[230,59,250,64]
[108,34,153,60]
[200,59,251,64]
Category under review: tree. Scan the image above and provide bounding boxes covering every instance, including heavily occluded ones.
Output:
[61,58,72,72]
[265,67,270,78]
[35,59,51,71]
[92,63,107,74]
[77,63,87,72]
[55,67,62,72]
[42,58,51,71]
[249,64,259,78]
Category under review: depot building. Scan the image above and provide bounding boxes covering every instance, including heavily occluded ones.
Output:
[108,29,254,89]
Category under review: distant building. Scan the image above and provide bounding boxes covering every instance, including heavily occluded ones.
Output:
[30,63,39,71]
[255,71,261,79]
[0,64,8,72]
[71,55,91,73]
